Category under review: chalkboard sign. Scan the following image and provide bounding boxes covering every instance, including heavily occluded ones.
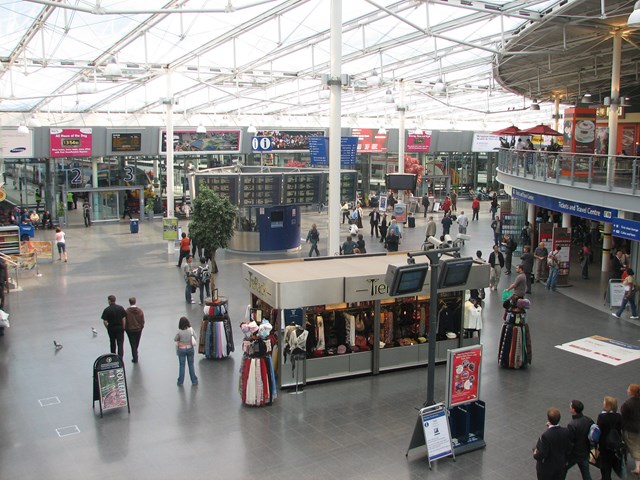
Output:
[240,174,282,207]
[283,173,322,205]
[93,354,130,417]
[196,175,239,205]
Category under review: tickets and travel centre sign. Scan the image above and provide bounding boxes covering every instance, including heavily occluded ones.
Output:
[511,188,617,222]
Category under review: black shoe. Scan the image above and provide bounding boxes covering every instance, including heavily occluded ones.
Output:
[132,358,138,363]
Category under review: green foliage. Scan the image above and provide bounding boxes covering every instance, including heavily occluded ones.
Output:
[188,184,236,256]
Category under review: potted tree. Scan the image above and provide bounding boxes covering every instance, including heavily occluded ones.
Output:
[187,184,236,293]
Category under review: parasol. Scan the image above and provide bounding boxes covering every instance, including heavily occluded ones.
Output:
[491,125,522,136]
[520,124,562,136]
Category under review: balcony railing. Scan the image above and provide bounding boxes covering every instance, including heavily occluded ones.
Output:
[497,148,639,194]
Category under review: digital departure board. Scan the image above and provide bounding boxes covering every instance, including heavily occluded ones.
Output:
[111,133,142,152]
[283,173,322,205]
[240,174,282,207]
[196,175,239,205]
[321,171,358,203]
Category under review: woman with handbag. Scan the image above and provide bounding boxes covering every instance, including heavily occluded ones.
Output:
[612,269,638,319]
[174,316,198,386]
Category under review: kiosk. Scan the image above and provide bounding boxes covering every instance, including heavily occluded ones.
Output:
[243,253,490,388]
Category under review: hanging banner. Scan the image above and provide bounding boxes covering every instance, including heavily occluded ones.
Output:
[446,345,482,408]
[163,218,178,241]
[471,133,501,152]
[406,132,433,152]
[512,188,616,222]
[50,128,93,158]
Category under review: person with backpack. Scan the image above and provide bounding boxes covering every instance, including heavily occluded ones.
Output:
[306,223,320,257]
[195,261,211,305]
[597,395,623,480]
[566,399,594,480]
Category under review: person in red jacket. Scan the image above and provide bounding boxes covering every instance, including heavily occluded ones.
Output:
[177,232,191,267]
[472,196,480,221]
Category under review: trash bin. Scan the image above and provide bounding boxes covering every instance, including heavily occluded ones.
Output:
[130,219,139,234]
[408,216,415,228]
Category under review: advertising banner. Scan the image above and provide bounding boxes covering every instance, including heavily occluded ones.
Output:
[471,133,502,152]
[556,336,640,366]
[93,354,129,416]
[21,241,54,261]
[163,218,178,241]
[562,108,596,154]
[161,129,240,154]
[446,345,482,408]
[50,128,93,158]
[406,132,433,152]
[352,128,388,153]
[255,130,324,152]
[552,227,571,277]
[0,129,33,158]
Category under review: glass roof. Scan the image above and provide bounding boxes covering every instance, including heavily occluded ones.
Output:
[0,0,594,130]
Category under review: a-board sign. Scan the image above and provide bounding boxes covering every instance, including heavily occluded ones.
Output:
[420,403,455,466]
[93,354,130,417]
[445,345,482,408]
[608,280,626,308]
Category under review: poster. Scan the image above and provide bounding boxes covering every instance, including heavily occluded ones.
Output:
[161,129,240,154]
[406,132,432,152]
[471,133,502,152]
[97,368,128,410]
[552,227,571,276]
[163,218,178,241]
[393,203,407,223]
[556,336,640,366]
[420,404,454,462]
[352,128,388,153]
[21,241,54,261]
[446,345,482,408]
[50,128,93,158]
[0,129,33,158]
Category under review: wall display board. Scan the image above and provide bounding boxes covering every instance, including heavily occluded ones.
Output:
[196,175,239,205]
[240,174,282,207]
[256,130,324,152]
[406,132,433,152]
[160,129,241,154]
[92,354,130,418]
[352,128,388,153]
[50,128,93,158]
[499,213,522,246]
[111,132,141,152]
[0,129,33,158]
[307,136,358,167]
[322,171,358,204]
[283,173,322,205]
[445,345,482,408]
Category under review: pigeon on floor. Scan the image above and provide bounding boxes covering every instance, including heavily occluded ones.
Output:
[53,341,63,350]
[92,328,98,336]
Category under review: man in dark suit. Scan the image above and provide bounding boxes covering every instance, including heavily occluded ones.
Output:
[369,208,380,238]
[533,407,572,480]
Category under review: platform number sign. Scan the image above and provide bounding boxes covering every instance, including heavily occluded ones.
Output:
[251,136,273,152]
[123,166,134,182]
[70,168,83,185]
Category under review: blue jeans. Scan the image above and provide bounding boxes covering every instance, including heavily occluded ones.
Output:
[177,347,198,385]
[616,294,638,317]
[547,267,559,291]
[185,283,193,302]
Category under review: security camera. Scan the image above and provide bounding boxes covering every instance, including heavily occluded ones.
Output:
[428,236,443,248]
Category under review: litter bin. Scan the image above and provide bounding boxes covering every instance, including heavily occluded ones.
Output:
[130,219,139,234]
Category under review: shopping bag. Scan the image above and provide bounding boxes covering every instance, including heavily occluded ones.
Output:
[501,289,513,303]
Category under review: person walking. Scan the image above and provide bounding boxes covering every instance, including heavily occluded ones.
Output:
[421,193,430,218]
[174,316,198,386]
[55,227,67,262]
[565,399,594,480]
[546,246,561,292]
[441,212,453,236]
[195,260,211,305]
[488,244,504,291]
[82,200,91,227]
[580,242,591,279]
[520,245,534,294]
[176,232,191,267]
[66,191,74,210]
[125,297,145,363]
[533,407,572,480]
[379,213,388,244]
[457,211,468,243]
[612,268,638,319]
[506,264,527,298]
[621,384,640,476]
[369,208,380,238]
[183,255,197,304]
[533,242,549,283]
[471,196,480,221]
[306,223,320,257]
[450,189,457,212]
[490,193,499,220]
[491,218,501,246]
[386,229,399,252]
[597,396,623,480]
[425,216,437,241]
[101,295,127,359]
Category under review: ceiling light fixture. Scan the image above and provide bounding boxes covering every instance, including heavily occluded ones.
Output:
[367,70,381,88]
[628,0,640,27]
[318,86,330,100]
[17,123,29,135]
[581,93,593,104]
[378,126,387,135]
[196,124,206,134]
[530,99,540,110]
[384,89,395,103]
[104,57,123,77]
[247,125,257,134]
[28,115,41,127]
[433,78,446,94]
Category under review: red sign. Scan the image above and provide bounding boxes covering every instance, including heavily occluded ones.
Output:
[406,132,432,152]
[352,128,388,153]
[50,128,93,158]
[448,346,482,407]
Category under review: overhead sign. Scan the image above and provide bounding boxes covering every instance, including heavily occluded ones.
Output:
[251,136,273,152]
[308,136,358,167]
[50,128,93,158]
[556,335,640,366]
[352,128,388,153]
[612,217,640,241]
[472,133,502,152]
[256,129,324,151]
[160,129,241,154]
[406,132,433,152]
[511,188,617,222]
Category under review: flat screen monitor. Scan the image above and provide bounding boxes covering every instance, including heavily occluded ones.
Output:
[111,132,142,152]
[385,173,417,191]
[438,258,473,288]
[385,263,429,296]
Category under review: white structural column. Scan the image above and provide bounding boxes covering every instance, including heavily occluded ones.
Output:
[603,31,622,272]
[553,97,560,132]
[328,0,342,256]
[166,70,176,254]
[562,212,571,229]
[397,80,405,174]
[528,203,536,241]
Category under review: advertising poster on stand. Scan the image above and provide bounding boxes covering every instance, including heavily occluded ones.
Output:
[50,128,93,158]
[446,345,482,408]
[552,227,571,276]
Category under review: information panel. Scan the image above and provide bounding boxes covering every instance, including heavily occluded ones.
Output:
[307,136,358,167]
[240,174,282,207]
[256,130,324,151]
[111,132,141,152]
[196,175,239,205]
[420,403,454,465]
[50,128,93,158]
[283,173,322,205]
[445,345,482,408]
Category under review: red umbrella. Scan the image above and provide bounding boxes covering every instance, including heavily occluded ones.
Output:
[520,124,562,136]
[491,125,522,136]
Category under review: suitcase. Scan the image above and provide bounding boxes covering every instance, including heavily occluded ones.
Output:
[408,216,415,228]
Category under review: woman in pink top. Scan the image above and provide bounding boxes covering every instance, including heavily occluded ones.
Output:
[55,227,67,262]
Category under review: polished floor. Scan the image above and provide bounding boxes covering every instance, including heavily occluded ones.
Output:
[0,200,638,480]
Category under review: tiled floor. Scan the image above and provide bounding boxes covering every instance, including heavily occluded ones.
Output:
[0,200,638,479]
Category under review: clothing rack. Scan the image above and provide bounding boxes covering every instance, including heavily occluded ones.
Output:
[198,297,235,359]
